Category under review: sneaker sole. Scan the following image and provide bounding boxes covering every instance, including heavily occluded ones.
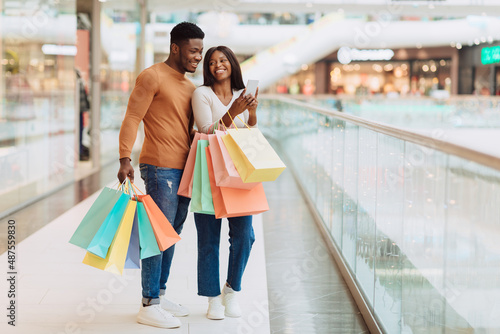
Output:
[172,311,189,317]
[137,317,181,329]
[224,312,241,318]
[207,314,225,320]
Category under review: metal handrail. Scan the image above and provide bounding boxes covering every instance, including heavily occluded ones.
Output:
[261,95,500,171]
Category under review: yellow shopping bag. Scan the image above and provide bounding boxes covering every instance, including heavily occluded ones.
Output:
[221,127,286,183]
[82,199,137,275]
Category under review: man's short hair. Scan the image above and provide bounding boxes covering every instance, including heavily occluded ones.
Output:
[170,22,205,46]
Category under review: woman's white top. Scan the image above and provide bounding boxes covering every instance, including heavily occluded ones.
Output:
[192,86,254,134]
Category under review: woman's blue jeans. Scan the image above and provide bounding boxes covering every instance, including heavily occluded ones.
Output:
[140,163,190,305]
[194,213,255,297]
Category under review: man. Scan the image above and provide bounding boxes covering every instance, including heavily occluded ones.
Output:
[117,22,204,329]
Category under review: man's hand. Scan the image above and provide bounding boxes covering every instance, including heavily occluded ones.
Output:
[117,158,134,183]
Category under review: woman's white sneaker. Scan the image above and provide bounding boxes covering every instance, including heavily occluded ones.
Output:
[207,296,225,320]
[222,291,242,318]
[137,304,181,328]
[160,297,189,317]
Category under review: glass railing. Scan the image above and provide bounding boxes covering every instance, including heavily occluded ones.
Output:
[258,95,500,333]
[298,95,500,129]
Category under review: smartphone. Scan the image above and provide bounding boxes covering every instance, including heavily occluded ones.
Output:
[246,79,259,97]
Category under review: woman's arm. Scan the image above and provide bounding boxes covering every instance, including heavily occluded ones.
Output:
[192,88,216,134]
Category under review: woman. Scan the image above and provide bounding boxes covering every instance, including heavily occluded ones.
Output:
[191,45,258,320]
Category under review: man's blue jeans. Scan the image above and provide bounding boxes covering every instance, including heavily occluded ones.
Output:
[140,163,190,305]
[194,213,255,297]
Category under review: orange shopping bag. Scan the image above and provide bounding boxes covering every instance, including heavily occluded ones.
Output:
[206,146,269,219]
[131,179,181,252]
[130,187,180,253]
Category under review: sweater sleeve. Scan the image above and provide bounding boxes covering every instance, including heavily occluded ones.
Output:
[192,88,217,134]
[119,68,158,160]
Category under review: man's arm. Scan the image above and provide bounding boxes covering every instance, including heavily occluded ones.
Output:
[117,68,158,183]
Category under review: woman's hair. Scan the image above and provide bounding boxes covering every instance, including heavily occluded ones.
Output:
[203,46,245,90]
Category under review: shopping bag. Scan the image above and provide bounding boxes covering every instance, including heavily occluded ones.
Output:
[190,139,215,214]
[206,147,269,219]
[82,199,137,275]
[177,132,201,198]
[136,194,182,252]
[69,187,124,249]
[208,130,259,190]
[221,127,286,183]
[136,201,161,259]
[124,210,141,269]
[86,192,131,258]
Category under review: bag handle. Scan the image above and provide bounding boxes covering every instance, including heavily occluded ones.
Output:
[226,112,251,131]
[118,179,128,193]
[129,180,145,195]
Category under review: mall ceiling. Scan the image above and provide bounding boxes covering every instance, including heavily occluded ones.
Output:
[144,0,500,17]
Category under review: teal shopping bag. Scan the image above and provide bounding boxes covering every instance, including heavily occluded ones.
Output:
[136,202,161,259]
[86,192,130,258]
[69,187,124,249]
[190,139,215,214]
[124,210,141,268]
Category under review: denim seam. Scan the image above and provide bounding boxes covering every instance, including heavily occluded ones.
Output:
[228,227,236,289]
[154,166,158,192]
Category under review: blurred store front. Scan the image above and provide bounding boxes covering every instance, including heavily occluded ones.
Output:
[1,0,78,215]
[269,46,458,98]
[459,42,500,95]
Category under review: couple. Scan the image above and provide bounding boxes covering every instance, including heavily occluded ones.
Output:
[117,22,259,329]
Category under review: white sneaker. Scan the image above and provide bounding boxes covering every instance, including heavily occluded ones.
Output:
[207,296,225,320]
[161,297,189,317]
[222,290,242,318]
[137,304,181,329]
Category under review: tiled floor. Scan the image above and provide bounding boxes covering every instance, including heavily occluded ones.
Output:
[262,169,369,334]
[0,163,369,333]
[0,178,270,334]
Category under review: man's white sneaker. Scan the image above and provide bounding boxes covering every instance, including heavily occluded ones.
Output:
[161,297,189,317]
[222,291,242,318]
[137,304,181,329]
[207,296,225,320]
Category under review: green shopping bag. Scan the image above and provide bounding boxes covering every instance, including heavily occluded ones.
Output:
[86,192,130,258]
[190,139,215,214]
[69,187,124,249]
[136,201,161,259]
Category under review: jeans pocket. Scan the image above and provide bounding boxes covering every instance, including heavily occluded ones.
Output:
[139,164,148,182]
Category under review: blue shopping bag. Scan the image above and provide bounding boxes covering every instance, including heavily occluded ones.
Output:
[69,187,124,249]
[136,202,161,259]
[124,210,141,268]
[86,192,130,258]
